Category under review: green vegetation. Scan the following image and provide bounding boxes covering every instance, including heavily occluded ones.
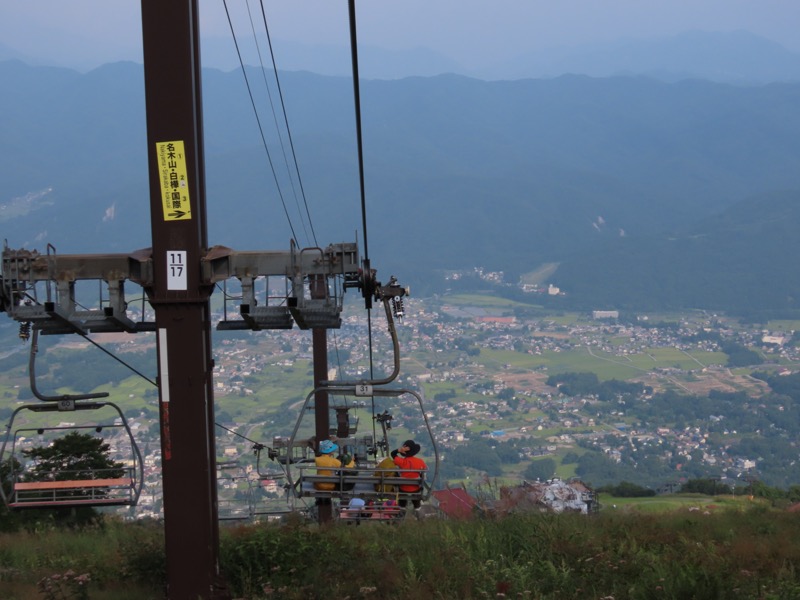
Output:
[523,457,557,481]
[442,293,532,310]
[549,191,800,318]
[22,432,123,482]
[545,372,647,400]
[4,505,800,598]
[474,345,727,382]
[1,432,126,530]
[597,481,656,497]
[597,493,720,512]
[0,519,164,600]
[766,319,800,332]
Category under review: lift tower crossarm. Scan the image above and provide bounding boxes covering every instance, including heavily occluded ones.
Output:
[204,243,360,331]
[201,242,359,282]
[0,242,365,335]
[0,246,154,334]
[0,247,153,288]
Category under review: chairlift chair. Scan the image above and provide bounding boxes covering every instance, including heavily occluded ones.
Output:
[282,281,439,509]
[285,385,439,507]
[216,472,254,522]
[214,439,308,522]
[0,400,144,509]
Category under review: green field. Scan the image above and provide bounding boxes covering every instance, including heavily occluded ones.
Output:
[442,293,541,310]
[766,319,800,332]
[598,493,762,513]
[474,345,728,382]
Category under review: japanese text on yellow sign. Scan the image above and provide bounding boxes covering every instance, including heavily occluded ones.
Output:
[157,140,192,221]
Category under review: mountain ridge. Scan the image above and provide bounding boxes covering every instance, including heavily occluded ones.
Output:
[491,30,800,84]
[3,29,799,84]
[1,59,799,315]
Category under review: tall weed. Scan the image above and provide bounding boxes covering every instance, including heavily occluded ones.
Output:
[2,506,800,598]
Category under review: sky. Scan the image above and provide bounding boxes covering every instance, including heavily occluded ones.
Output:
[2,0,800,74]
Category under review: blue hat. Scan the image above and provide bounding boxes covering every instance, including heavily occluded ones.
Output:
[319,440,338,454]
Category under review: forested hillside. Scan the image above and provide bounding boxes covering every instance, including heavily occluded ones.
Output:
[2,60,799,314]
[551,190,800,317]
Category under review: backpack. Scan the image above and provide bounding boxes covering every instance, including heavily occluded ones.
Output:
[373,456,398,493]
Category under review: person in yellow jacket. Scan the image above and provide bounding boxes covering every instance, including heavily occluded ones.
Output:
[314,439,342,491]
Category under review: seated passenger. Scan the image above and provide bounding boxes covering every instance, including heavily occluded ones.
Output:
[314,439,341,491]
[391,439,427,509]
[370,499,403,520]
[341,497,366,523]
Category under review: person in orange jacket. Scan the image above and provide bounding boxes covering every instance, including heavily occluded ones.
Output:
[391,439,427,509]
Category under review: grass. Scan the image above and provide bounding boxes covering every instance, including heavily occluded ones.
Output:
[599,492,722,512]
[441,293,539,310]
[474,345,731,383]
[766,319,800,332]
[0,520,165,599]
[3,502,800,599]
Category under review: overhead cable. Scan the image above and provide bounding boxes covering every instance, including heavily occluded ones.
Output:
[348,0,378,443]
[222,0,299,244]
[256,0,318,247]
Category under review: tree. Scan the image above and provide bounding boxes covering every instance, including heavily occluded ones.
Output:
[598,481,655,498]
[523,458,556,482]
[20,431,125,527]
[680,478,731,496]
[720,341,764,368]
[0,456,22,532]
[494,439,522,464]
[449,440,503,476]
[497,388,516,401]
[23,431,124,482]
[562,452,580,465]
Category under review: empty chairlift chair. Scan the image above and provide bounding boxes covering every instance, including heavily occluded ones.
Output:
[0,400,144,509]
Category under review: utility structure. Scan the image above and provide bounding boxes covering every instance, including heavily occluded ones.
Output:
[0,1,403,597]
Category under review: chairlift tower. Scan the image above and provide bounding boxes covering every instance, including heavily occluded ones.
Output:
[139,2,225,597]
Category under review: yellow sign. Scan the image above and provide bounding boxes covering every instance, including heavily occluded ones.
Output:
[156,140,192,221]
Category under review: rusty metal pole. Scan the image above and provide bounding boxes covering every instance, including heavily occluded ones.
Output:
[140,1,227,597]
[311,275,332,523]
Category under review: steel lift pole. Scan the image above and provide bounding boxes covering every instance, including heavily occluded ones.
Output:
[311,275,333,522]
[140,1,228,597]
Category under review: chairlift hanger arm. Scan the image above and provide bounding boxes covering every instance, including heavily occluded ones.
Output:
[28,329,109,402]
[323,278,408,388]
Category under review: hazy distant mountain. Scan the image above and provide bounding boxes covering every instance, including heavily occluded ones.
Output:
[3,29,798,83]
[487,31,800,84]
[2,60,799,315]
[201,36,463,80]
[0,42,35,65]
[201,30,800,84]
